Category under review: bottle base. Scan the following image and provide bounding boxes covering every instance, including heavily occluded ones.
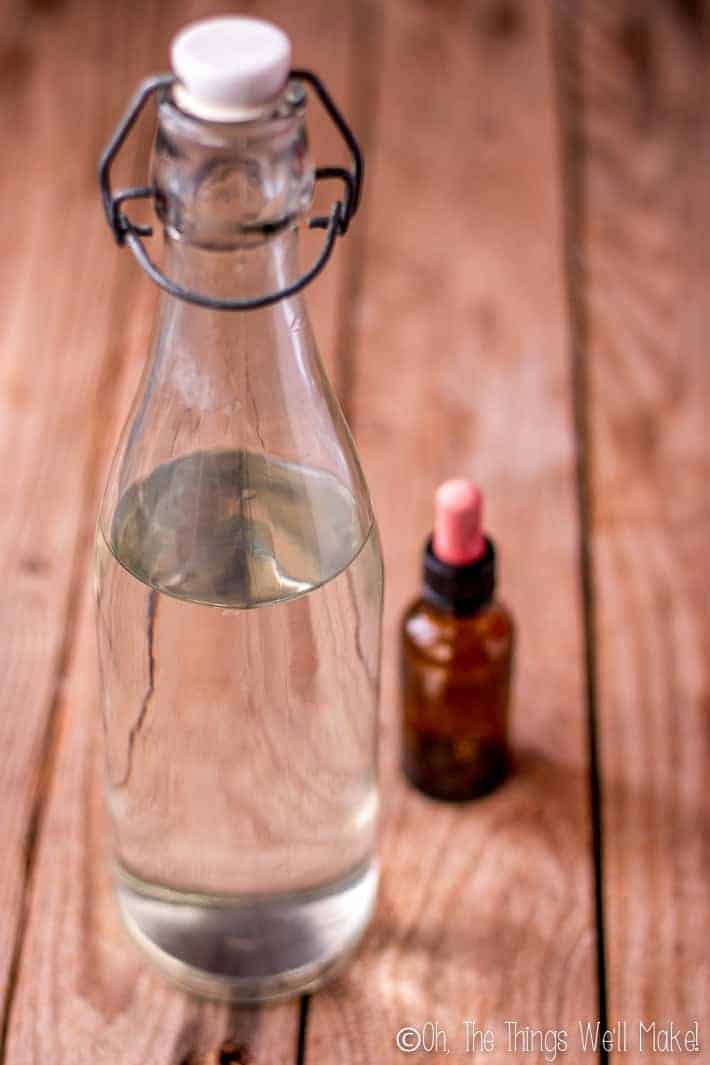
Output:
[114,858,378,1004]
[403,738,508,802]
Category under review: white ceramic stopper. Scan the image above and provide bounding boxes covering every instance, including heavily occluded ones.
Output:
[171,16,292,122]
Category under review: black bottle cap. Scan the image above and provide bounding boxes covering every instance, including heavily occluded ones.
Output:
[423,535,496,615]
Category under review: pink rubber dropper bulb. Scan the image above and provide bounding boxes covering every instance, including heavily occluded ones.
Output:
[433,479,487,566]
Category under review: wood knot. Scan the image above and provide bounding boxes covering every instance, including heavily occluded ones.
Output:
[672,0,705,34]
[218,1041,253,1065]
[19,554,49,575]
[483,0,523,40]
[619,15,653,89]
[28,0,66,12]
[618,13,656,129]
[0,44,33,92]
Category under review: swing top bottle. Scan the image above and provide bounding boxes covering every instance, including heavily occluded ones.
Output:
[95,17,383,1003]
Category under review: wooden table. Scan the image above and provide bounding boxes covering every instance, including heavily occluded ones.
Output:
[1,1,707,1061]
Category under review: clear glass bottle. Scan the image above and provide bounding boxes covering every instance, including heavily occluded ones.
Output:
[96,20,383,1002]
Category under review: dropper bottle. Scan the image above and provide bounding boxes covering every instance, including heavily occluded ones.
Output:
[400,481,514,800]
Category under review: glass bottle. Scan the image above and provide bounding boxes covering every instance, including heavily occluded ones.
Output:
[95,18,383,1002]
[400,481,513,800]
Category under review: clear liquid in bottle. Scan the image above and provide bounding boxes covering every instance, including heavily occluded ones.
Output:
[97,449,382,1000]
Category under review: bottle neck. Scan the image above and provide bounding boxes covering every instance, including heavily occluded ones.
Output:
[422,536,497,616]
[152,93,314,252]
[162,226,301,303]
[150,224,312,415]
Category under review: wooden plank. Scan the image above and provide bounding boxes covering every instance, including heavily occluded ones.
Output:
[0,0,158,1016]
[2,0,360,1061]
[306,1,598,1061]
[576,1,710,1057]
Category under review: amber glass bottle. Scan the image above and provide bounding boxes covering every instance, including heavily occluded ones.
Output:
[400,482,514,801]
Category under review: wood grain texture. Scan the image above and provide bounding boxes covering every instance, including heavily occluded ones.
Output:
[576,0,710,1055]
[305,2,597,1061]
[0,0,157,1018]
[1,0,361,1061]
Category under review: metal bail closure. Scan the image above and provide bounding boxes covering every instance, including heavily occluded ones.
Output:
[98,70,363,311]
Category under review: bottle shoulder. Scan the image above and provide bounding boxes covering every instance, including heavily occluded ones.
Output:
[401,596,514,668]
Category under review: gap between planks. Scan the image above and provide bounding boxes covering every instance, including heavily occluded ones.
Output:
[551,7,610,1064]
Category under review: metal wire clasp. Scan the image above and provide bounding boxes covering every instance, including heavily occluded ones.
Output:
[98,70,363,311]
